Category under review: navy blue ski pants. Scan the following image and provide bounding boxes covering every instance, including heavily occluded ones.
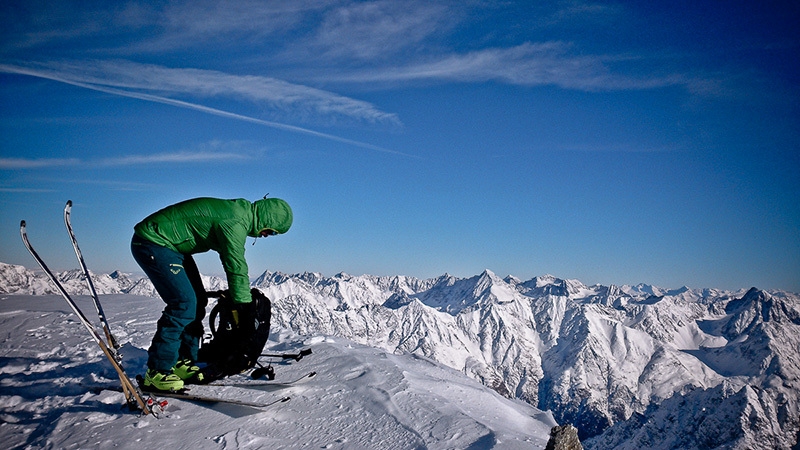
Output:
[131,234,208,372]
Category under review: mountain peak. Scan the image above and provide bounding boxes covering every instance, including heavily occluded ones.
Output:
[533,274,560,287]
[480,268,497,277]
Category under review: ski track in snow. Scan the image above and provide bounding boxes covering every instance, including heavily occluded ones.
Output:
[0,294,554,449]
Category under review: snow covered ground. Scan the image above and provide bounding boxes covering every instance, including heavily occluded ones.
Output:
[0,293,555,449]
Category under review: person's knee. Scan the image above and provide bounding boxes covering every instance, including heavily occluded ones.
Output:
[160,304,196,327]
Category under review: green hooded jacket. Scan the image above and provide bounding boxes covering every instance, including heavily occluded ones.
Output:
[134,197,293,304]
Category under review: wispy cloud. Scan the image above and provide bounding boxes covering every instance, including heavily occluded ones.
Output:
[0,1,322,54]
[0,137,420,171]
[303,0,454,61]
[0,63,415,157]
[284,1,689,93]
[2,148,246,170]
[2,177,159,192]
[97,151,249,166]
[0,157,81,169]
[118,1,326,53]
[0,187,58,193]
[1,61,401,126]
[2,1,696,95]
[325,42,687,92]
[538,0,623,28]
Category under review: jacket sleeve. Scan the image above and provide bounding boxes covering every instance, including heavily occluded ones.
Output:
[215,221,253,304]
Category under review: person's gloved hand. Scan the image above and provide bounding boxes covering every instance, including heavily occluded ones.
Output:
[231,301,257,335]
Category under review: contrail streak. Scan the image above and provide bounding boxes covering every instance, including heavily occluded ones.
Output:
[1,64,416,158]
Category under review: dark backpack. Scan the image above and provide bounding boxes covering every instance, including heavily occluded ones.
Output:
[198,288,272,379]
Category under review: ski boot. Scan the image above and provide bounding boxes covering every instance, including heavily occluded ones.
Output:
[142,369,184,392]
[173,359,206,384]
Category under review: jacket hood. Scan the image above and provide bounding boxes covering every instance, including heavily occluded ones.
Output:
[251,198,293,236]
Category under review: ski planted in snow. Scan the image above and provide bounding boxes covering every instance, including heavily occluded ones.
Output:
[20,220,157,416]
[63,200,142,409]
[64,200,121,351]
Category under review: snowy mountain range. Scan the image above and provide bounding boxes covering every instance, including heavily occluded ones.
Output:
[2,261,798,449]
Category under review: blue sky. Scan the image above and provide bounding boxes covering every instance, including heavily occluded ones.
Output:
[1,1,798,292]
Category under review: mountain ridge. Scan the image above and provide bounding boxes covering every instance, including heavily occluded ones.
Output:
[2,261,797,449]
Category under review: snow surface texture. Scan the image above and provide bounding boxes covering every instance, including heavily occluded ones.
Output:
[2,262,800,449]
[0,292,554,449]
